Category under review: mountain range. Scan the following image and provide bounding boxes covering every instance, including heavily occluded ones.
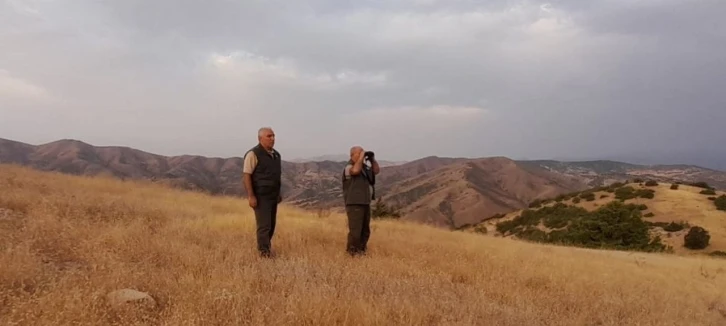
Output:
[2,137,725,228]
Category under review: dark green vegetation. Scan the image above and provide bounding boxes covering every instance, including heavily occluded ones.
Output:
[700,189,717,195]
[684,226,710,250]
[614,186,655,200]
[688,182,712,190]
[489,180,725,255]
[495,201,670,253]
[646,221,689,232]
[715,195,726,211]
[371,199,401,219]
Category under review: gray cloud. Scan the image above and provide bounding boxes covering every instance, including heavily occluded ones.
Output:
[1,0,724,164]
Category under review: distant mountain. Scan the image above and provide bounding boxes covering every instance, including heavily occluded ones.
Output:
[289,154,407,167]
[2,137,726,229]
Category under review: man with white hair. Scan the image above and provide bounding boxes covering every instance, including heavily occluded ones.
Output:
[242,127,282,258]
[342,145,380,256]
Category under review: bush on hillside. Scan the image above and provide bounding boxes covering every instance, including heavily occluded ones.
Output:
[646,221,689,232]
[670,184,679,190]
[644,180,658,187]
[700,189,716,195]
[683,226,710,250]
[709,251,726,258]
[644,212,654,217]
[708,197,716,201]
[371,199,402,219]
[632,178,644,183]
[473,224,488,234]
[615,186,655,201]
[688,182,712,189]
[528,199,543,208]
[497,201,668,253]
[572,197,581,204]
[600,194,609,199]
[714,195,726,211]
[580,192,596,202]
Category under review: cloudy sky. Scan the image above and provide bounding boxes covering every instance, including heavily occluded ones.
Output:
[1,0,725,165]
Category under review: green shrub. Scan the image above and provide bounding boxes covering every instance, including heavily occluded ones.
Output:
[474,224,488,234]
[689,182,712,189]
[615,187,655,201]
[715,195,726,211]
[632,178,644,183]
[371,199,402,219]
[572,197,581,204]
[700,189,716,195]
[644,180,658,187]
[528,199,543,208]
[638,189,655,199]
[498,201,667,253]
[684,226,710,250]
[663,221,687,232]
[644,212,654,217]
[580,192,596,202]
[637,204,648,211]
[670,183,679,190]
[646,220,689,231]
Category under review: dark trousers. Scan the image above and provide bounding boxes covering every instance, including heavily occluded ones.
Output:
[254,197,278,253]
[346,204,371,254]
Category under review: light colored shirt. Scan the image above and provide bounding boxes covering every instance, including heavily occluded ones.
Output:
[243,148,276,174]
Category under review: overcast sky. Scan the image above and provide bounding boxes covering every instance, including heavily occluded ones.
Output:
[1,0,725,163]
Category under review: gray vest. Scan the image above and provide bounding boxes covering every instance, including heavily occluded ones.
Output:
[342,160,372,205]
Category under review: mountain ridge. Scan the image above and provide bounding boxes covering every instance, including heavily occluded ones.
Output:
[2,137,726,228]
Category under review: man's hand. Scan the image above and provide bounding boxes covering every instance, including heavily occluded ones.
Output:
[249,195,258,208]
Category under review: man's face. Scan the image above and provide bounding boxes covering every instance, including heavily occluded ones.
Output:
[259,129,275,149]
[350,146,363,159]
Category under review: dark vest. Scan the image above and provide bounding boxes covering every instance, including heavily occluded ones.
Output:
[246,144,282,199]
[342,160,372,205]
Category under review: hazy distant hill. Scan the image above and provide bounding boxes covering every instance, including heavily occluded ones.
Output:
[2,137,725,228]
[289,154,407,167]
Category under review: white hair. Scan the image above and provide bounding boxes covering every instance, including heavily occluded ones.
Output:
[258,127,273,137]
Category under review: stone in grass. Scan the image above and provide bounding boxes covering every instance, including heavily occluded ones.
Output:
[106,288,157,311]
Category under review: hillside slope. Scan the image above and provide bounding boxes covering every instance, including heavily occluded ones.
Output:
[1,165,726,325]
[378,157,588,228]
[466,181,726,256]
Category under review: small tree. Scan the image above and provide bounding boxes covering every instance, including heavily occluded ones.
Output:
[371,199,402,219]
[715,195,726,211]
[645,180,658,187]
[670,183,679,190]
[684,226,710,250]
[700,189,716,195]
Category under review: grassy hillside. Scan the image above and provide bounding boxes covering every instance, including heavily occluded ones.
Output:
[468,180,726,256]
[1,165,726,325]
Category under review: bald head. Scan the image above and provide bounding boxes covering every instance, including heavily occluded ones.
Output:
[258,127,275,150]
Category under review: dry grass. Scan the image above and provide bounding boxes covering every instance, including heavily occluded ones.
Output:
[1,164,726,325]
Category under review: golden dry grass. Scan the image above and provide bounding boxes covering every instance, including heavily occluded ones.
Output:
[2,164,726,325]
